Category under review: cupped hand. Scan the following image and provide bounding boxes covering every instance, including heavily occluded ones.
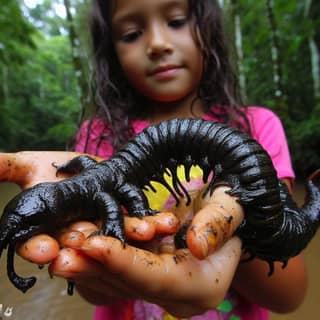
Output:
[38,222,242,317]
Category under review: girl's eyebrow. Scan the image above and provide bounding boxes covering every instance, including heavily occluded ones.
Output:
[112,12,138,27]
[112,0,188,26]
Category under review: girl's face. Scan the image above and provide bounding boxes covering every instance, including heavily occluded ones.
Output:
[111,0,203,105]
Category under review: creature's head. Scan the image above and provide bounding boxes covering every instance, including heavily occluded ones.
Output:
[0,184,49,259]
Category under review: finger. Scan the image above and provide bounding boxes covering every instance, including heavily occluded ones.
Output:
[48,247,105,278]
[16,234,60,265]
[78,235,241,304]
[144,211,180,235]
[58,231,87,248]
[16,211,180,264]
[126,212,179,241]
[60,211,180,243]
[48,247,138,300]
[187,186,244,259]
[59,221,99,240]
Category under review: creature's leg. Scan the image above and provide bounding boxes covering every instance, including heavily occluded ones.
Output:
[117,183,158,217]
[10,225,43,243]
[53,155,98,175]
[93,191,126,244]
[166,162,191,205]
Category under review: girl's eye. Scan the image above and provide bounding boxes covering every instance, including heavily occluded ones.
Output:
[122,30,142,43]
[168,18,187,29]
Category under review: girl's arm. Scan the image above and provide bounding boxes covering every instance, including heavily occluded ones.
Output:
[231,178,308,313]
[232,252,307,313]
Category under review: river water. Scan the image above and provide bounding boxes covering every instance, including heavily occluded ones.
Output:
[0,181,319,319]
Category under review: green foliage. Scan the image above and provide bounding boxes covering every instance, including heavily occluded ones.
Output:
[0,0,36,65]
[0,0,319,176]
[286,104,320,175]
[223,0,320,175]
[0,35,79,151]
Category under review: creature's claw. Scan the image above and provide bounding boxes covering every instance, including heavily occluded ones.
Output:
[53,155,98,176]
[67,281,75,296]
[94,192,126,245]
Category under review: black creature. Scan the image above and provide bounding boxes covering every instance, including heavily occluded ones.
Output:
[0,119,319,294]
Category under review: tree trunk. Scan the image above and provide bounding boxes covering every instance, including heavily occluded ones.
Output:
[222,0,247,102]
[1,65,9,103]
[265,0,287,115]
[63,0,90,119]
[234,13,247,102]
[305,0,320,100]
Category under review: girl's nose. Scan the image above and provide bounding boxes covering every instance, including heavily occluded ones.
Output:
[146,24,173,58]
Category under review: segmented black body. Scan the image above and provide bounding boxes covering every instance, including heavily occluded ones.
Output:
[1,118,320,293]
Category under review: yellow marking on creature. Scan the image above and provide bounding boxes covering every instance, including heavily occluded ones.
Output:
[144,165,203,210]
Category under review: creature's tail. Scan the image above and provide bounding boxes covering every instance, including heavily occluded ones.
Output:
[239,169,320,275]
[274,169,320,263]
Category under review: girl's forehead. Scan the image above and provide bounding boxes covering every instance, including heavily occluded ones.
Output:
[111,0,188,21]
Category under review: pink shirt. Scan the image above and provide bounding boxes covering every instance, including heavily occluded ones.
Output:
[75,106,295,320]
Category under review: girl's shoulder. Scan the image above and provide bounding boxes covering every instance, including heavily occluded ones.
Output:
[246,105,280,121]
[245,106,294,180]
[245,106,285,139]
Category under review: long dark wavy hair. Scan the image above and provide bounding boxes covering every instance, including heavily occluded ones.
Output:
[82,0,250,154]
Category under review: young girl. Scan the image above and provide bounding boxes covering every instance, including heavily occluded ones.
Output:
[18,0,307,319]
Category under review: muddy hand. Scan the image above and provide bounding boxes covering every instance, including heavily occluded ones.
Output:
[0,151,88,188]
[47,222,242,317]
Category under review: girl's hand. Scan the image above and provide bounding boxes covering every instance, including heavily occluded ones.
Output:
[0,151,87,188]
[20,221,242,317]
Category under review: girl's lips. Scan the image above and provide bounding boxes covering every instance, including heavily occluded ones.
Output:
[149,66,182,80]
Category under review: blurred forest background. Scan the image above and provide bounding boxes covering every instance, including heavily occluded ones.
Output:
[0,0,319,177]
